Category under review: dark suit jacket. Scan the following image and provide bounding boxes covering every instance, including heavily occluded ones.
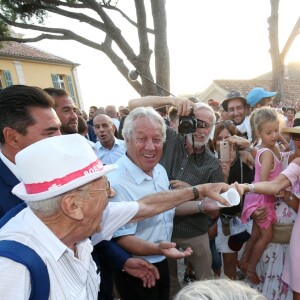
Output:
[0,158,23,218]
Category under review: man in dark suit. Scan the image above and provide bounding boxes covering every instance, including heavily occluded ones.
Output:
[0,85,61,218]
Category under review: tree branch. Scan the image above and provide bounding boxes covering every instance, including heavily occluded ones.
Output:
[41,0,88,8]
[281,17,300,60]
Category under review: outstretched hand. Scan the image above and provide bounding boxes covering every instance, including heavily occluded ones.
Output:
[158,241,193,259]
[123,257,160,288]
[200,182,231,206]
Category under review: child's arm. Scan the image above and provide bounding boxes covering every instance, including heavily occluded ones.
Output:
[259,150,274,181]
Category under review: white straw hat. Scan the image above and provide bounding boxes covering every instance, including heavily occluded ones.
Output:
[12,134,117,201]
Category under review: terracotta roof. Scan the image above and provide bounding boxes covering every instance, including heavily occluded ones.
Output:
[0,41,77,65]
[214,79,300,105]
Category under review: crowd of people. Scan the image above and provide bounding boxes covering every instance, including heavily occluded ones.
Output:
[0,84,299,300]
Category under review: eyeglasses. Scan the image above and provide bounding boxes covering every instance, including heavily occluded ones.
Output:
[196,119,211,129]
[291,134,300,141]
[77,181,112,197]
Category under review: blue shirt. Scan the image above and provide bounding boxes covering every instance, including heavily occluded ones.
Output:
[108,154,174,263]
[94,138,125,165]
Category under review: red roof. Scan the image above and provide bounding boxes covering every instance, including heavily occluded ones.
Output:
[0,41,76,65]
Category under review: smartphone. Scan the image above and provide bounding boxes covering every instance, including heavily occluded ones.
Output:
[220,141,230,162]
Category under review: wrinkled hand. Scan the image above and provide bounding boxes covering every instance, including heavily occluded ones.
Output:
[226,135,250,148]
[123,257,160,288]
[175,99,196,116]
[251,207,267,223]
[200,182,231,206]
[159,241,193,259]
[169,180,191,190]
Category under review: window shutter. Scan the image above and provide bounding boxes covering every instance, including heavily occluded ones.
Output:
[3,70,13,86]
[51,74,60,88]
[66,75,76,103]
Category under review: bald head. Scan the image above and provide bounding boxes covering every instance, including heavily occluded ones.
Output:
[93,114,116,149]
[105,105,118,119]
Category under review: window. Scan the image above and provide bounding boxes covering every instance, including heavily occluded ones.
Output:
[0,70,13,88]
[51,73,76,103]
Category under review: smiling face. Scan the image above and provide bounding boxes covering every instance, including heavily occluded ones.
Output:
[227,98,248,125]
[126,116,163,176]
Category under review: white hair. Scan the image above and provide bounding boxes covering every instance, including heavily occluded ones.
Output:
[122,106,167,146]
[174,279,266,300]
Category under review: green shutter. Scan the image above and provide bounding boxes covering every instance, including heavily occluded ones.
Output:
[66,75,76,103]
[3,70,13,86]
[51,74,60,88]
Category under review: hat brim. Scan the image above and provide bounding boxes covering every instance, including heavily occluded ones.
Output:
[281,126,300,134]
[222,97,247,112]
[12,164,118,201]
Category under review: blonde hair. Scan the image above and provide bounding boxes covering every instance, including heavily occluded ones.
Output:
[174,279,266,300]
[250,107,284,143]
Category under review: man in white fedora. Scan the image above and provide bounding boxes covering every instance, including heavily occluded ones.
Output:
[0,134,230,299]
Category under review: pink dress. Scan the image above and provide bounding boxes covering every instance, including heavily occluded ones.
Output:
[241,148,282,229]
[281,163,300,293]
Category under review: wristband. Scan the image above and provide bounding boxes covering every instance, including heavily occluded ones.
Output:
[192,186,199,199]
[247,183,255,193]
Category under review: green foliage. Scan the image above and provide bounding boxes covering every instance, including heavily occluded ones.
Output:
[0,0,48,24]
[0,19,9,37]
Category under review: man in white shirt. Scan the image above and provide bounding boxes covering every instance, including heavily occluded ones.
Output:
[93,114,125,164]
[0,134,229,299]
[222,91,252,142]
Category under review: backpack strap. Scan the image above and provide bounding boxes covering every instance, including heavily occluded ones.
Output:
[0,240,50,300]
[0,202,27,228]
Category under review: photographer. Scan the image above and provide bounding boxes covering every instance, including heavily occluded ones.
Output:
[128,96,223,297]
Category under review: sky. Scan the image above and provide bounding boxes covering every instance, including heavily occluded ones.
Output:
[13,0,300,111]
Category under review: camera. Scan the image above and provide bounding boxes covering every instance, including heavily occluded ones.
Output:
[178,113,207,135]
[178,113,197,135]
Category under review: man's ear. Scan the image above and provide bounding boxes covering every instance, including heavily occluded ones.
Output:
[60,193,84,221]
[3,127,21,149]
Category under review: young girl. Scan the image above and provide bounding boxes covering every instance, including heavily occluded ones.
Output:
[239,107,283,284]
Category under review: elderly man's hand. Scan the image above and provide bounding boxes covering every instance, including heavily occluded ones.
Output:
[169,180,191,190]
[123,257,160,288]
[173,98,196,116]
[197,182,231,207]
[158,241,193,259]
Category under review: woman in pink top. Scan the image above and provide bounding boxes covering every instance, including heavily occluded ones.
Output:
[239,155,300,300]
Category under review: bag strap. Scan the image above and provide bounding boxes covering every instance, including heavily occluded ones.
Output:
[0,240,50,300]
[0,202,27,228]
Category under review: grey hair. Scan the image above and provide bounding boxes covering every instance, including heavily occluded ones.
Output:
[26,195,62,216]
[195,102,217,125]
[174,279,266,300]
[122,106,167,145]
[25,187,81,216]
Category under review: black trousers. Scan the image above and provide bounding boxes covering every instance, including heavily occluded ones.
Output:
[114,258,170,300]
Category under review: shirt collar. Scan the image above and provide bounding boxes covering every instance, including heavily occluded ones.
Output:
[122,154,160,185]
[0,150,22,181]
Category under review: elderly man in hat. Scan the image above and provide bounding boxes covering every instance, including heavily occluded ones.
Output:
[222,90,252,142]
[0,134,230,299]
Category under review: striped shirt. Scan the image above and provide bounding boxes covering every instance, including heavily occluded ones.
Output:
[0,202,138,300]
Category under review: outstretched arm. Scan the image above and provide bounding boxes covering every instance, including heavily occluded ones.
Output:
[128,96,195,116]
[132,182,230,223]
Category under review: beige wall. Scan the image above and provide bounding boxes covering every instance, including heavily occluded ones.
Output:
[0,57,80,107]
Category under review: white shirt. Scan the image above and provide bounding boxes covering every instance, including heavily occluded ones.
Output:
[108,155,175,263]
[0,202,138,300]
[94,138,125,165]
[236,116,252,142]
